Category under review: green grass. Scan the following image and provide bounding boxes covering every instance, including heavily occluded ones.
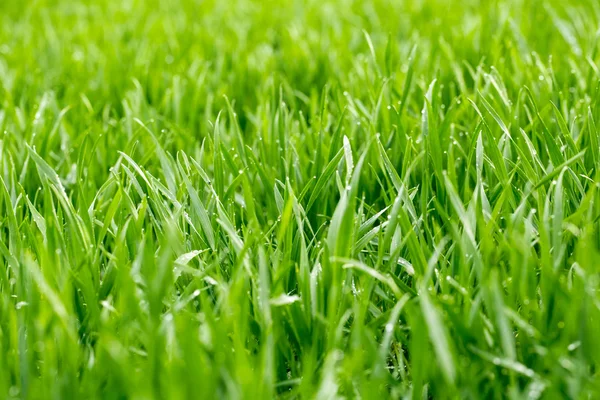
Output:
[1,0,600,398]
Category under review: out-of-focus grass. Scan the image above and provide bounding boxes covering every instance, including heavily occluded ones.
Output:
[1,0,600,398]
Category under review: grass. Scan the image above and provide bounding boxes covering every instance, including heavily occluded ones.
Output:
[1,0,600,398]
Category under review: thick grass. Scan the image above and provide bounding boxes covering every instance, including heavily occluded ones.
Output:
[2,0,600,398]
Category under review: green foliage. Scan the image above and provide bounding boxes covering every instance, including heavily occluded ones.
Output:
[1,0,600,398]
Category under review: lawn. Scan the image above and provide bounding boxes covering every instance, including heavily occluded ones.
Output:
[1,0,600,398]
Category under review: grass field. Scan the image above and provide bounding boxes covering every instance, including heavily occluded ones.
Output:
[1,0,600,398]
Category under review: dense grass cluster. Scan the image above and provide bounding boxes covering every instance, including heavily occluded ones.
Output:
[2,0,600,398]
